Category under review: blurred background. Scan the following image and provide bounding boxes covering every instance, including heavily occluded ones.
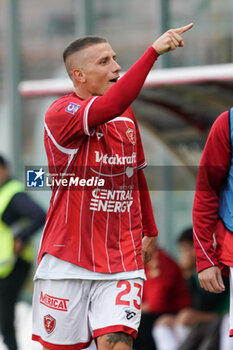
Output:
[0,0,233,317]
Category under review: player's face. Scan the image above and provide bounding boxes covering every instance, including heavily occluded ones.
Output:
[81,42,122,96]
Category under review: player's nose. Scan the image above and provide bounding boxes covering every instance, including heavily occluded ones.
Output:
[113,60,121,73]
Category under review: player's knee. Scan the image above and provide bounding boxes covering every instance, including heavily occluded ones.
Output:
[97,332,133,350]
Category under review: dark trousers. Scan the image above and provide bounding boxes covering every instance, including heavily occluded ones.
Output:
[134,313,162,350]
[178,319,222,350]
[0,258,31,350]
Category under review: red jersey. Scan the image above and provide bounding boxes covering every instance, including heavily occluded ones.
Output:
[38,47,159,273]
[193,110,233,273]
[39,93,148,273]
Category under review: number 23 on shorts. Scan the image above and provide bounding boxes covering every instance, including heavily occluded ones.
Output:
[115,280,142,310]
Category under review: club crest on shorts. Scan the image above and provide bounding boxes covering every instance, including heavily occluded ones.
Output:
[44,314,56,334]
[126,128,136,145]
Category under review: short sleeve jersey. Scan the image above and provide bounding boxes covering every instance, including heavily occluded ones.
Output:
[38,93,147,273]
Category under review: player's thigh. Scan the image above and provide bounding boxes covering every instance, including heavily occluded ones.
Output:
[97,332,133,350]
[32,279,92,347]
[90,279,143,341]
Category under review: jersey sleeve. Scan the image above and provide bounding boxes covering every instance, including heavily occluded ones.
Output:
[193,111,231,272]
[45,96,98,149]
[87,47,159,131]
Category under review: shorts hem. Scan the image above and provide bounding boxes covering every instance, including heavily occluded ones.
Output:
[93,325,137,339]
[32,334,92,350]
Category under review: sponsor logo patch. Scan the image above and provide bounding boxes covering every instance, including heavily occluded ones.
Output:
[125,310,136,320]
[65,102,80,115]
[40,292,69,312]
[95,151,136,165]
[126,128,136,145]
[89,189,133,213]
[44,314,56,334]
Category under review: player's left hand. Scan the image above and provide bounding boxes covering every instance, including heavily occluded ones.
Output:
[142,236,157,265]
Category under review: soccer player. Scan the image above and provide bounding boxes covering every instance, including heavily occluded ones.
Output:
[193,107,233,340]
[32,23,193,350]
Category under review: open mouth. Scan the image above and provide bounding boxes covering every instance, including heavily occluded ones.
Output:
[109,78,118,83]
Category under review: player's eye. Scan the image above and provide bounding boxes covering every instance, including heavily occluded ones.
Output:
[100,58,108,64]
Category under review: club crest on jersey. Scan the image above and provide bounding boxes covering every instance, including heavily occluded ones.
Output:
[126,128,136,145]
[65,102,80,115]
[44,314,56,334]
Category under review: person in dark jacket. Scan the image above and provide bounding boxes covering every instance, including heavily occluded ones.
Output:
[0,155,46,350]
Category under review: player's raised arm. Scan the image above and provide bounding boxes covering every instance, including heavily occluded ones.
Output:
[153,23,194,55]
[87,23,194,130]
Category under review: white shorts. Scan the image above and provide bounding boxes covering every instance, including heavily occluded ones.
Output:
[32,278,143,349]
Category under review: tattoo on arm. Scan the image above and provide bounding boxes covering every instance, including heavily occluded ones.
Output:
[106,332,133,347]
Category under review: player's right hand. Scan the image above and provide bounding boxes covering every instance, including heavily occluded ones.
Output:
[198,265,225,294]
[152,23,194,55]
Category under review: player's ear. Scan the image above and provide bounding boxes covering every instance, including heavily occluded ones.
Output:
[72,68,86,83]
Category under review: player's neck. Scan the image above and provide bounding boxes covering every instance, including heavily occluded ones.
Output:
[73,87,92,100]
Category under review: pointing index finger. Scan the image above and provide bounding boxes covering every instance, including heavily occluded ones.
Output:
[174,23,194,35]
